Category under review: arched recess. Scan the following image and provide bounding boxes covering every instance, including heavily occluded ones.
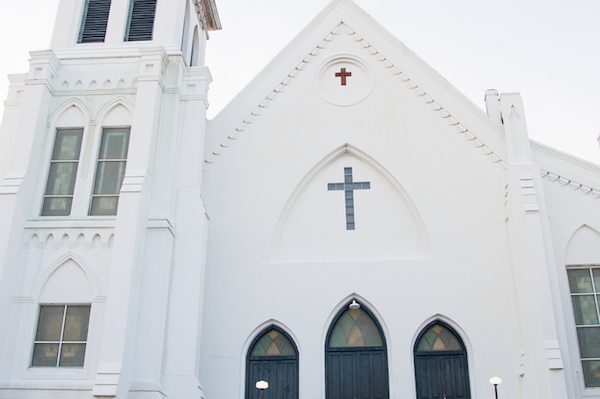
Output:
[96,98,133,128]
[564,224,600,388]
[181,0,191,60]
[271,143,430,262]
[51,99,89,128]
[325,298,389,399]
[413,320,471,399]
[246,325,299,399]
[566,224,600,265]
[33,253,99,302]
[190,26,200,66]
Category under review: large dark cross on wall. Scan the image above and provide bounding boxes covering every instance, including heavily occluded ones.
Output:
[328,167,371,230]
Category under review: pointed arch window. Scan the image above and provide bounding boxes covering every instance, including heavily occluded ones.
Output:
[414,322,470,399]
[246,327,298,399]
[325,301,389,399]
[567,266,600,387]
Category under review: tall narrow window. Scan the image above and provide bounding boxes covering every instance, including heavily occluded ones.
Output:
[414,322,471,399]
[325,301,389,399]
[32,305,91,368]
[125,0,158,42]
[568,266,600,388]
[246,327,299,399]
[90,128,130,216]
[79,0,112,43]
[41,129,83,216]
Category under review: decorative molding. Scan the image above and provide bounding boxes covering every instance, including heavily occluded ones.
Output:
[519,173,539,213]
[541,169,600,199]
[23,230,115,249]
[204,22,506,170]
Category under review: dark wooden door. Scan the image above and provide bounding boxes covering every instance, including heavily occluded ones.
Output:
[326,348,389,399]
[247,357,298,399]
[414,353,470,399]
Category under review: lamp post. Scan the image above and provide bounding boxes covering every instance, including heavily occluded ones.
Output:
[255,380,269,399]
[489,376,502,399]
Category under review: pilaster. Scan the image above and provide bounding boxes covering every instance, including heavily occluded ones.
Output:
[92,48,169,398]
[162,66,211,399]
[500,92,569,398]
[0,51,59,349]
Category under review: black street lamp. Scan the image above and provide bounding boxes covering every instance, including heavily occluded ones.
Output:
[489,376,502,399]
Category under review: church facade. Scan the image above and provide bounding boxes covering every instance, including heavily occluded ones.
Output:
[0,1,599,399]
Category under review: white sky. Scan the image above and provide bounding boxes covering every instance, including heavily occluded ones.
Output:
[1,0,598,163]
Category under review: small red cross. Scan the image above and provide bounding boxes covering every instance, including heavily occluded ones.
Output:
[335,68,352,86]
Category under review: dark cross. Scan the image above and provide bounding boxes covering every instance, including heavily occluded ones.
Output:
[327,167,371,230]
[335,68,352,86]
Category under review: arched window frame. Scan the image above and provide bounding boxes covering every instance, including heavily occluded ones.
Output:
[245,326,299,399]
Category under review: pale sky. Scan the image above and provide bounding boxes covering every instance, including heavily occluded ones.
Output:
[1,0,598,163]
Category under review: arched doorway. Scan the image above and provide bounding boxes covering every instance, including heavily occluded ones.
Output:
[325,300,389,399]
[414,321,471,399]
[246,327,298,399]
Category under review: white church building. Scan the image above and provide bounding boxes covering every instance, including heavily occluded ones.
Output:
[1,1,599,399]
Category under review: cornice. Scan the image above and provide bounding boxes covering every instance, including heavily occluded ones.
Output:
[204,22,506,171]
[540,169,600,200]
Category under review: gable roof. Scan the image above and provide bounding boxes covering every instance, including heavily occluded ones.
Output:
[205,0,506,167]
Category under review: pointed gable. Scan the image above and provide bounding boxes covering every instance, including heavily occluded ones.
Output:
[206,0,507,169]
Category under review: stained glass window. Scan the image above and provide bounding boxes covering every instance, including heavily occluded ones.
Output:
[90,128,130,216]
[328,307,383,348]
[41,129,83,216]
[416,323,462,351]
[250,329,296,357]
[567,266,600,387]
[32,305,91,367]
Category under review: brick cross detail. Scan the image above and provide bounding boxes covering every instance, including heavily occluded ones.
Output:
[327,167,371,230]
[335,68,352,86]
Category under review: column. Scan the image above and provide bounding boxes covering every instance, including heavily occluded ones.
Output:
[501,92,569,398]
[92,48,168,397]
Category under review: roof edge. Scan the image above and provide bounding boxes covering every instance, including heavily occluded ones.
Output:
[195,0,222,34]
[531,140,600,174]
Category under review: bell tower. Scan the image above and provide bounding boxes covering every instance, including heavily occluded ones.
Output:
[0,1,220,399]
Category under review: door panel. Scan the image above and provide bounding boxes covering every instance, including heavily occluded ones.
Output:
[247,359,298,399]
[326,350,389,399]
[415,354,470,399]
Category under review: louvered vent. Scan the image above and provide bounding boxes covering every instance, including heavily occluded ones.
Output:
[126,0,158,42]
[79,0,111,43]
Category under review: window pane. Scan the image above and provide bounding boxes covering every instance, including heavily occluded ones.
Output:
[571,295,600,325]
[59,343,87,367]
[41,197,73,217]
[568,269,594,293]
[594,269,600,292]
[99,129,129,159]
[31,343,59,367]
[93,161,126,194]
[250,329,296,357]
[52,130,83,160]
[45,163,78,195]
[90,196,119,216]
[582,360,600,388]
[35,306,64,341]
[329,308,383,348]
[577,327,600,358]
[63,306,91,341]
[416,324,463,351]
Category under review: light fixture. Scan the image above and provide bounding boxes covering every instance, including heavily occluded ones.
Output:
[349,300,360,310]
[255,380,269,390]
[489,376,502,399]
